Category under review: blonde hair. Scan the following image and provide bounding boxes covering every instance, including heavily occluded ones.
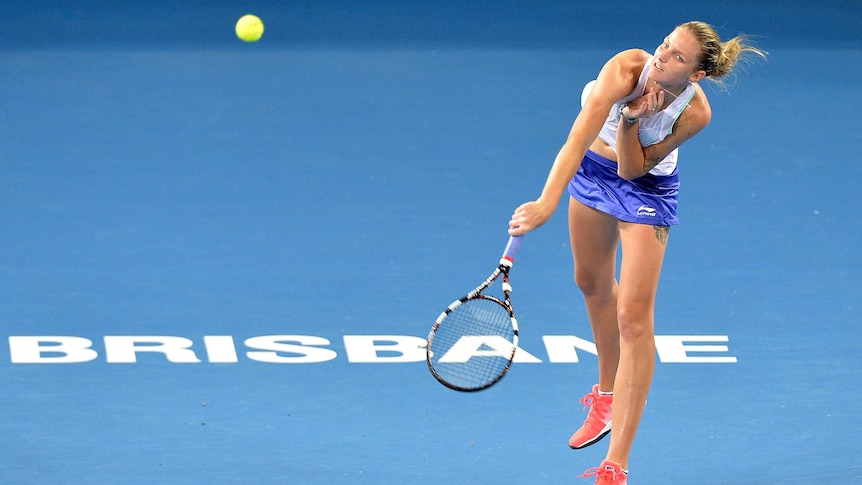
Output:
[679,21,766,82]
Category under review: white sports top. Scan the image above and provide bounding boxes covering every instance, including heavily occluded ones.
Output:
[581,57,696,176]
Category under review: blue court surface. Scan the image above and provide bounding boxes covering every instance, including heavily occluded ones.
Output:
[2,1,861,483]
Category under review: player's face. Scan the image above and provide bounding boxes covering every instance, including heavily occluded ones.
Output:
[650,28,705,84]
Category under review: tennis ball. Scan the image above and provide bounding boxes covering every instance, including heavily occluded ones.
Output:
[235,14,264,42]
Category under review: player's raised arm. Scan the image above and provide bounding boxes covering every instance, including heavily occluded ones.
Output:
[508,50,646,236]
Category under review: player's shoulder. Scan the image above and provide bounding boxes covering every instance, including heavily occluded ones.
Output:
[591,49,650,103]
[598,49,650,85]
[606,49,651,73]
[687,83,712,126]
[675,83,711,134]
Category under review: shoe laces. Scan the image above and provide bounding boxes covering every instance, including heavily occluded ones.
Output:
[579,465,625,484]
[579,389,599,411]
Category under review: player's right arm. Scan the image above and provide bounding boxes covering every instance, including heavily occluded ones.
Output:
[508,49,647,235]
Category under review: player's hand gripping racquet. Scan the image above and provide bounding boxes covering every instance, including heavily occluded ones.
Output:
[426,235,523,391]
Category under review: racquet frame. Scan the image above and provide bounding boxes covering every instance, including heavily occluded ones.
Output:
[426,236,522,392]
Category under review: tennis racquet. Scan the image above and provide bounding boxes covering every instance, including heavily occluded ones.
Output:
[426,235,523,392]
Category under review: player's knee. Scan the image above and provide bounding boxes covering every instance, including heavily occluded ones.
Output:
[574,267,613,299]
[616,304,655,343]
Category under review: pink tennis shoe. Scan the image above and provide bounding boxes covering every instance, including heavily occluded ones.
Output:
[568,384,612,449]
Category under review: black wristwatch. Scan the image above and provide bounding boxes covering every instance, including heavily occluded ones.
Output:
[619,104,637,124]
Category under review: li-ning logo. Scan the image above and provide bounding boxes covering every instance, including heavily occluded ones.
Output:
[637,205,657,217]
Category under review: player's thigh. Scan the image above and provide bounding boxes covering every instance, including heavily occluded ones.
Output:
[617,222,670,314]
[568,197,619,291]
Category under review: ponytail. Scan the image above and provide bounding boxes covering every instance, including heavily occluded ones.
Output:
[679,21,767,83]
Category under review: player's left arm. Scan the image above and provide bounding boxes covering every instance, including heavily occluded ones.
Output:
[616,85,712,180]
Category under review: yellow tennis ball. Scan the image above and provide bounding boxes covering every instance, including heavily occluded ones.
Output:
[235,14,264,42]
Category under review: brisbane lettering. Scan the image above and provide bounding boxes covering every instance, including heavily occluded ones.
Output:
[5,334,737,364]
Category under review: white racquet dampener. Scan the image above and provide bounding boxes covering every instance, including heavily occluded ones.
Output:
[426,235,523,392]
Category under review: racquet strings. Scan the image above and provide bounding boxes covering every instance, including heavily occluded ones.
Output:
[430,297,515,390]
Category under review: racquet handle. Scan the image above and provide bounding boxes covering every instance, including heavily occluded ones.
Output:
[502,235,523,262]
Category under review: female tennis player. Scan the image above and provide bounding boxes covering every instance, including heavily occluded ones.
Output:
[508,21,764,484]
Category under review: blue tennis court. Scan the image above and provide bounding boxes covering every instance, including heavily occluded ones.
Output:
[2,1,861,483]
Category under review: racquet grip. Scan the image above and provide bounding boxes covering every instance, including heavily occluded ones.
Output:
[502,235,523,262]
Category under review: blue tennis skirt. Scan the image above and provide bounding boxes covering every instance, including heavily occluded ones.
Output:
[568,150,680,226]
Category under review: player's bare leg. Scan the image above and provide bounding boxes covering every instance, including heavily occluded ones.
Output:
[604,221,668,468]
[569,197,621,392]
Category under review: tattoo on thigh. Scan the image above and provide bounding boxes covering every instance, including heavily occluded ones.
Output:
[654,225,669,245]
